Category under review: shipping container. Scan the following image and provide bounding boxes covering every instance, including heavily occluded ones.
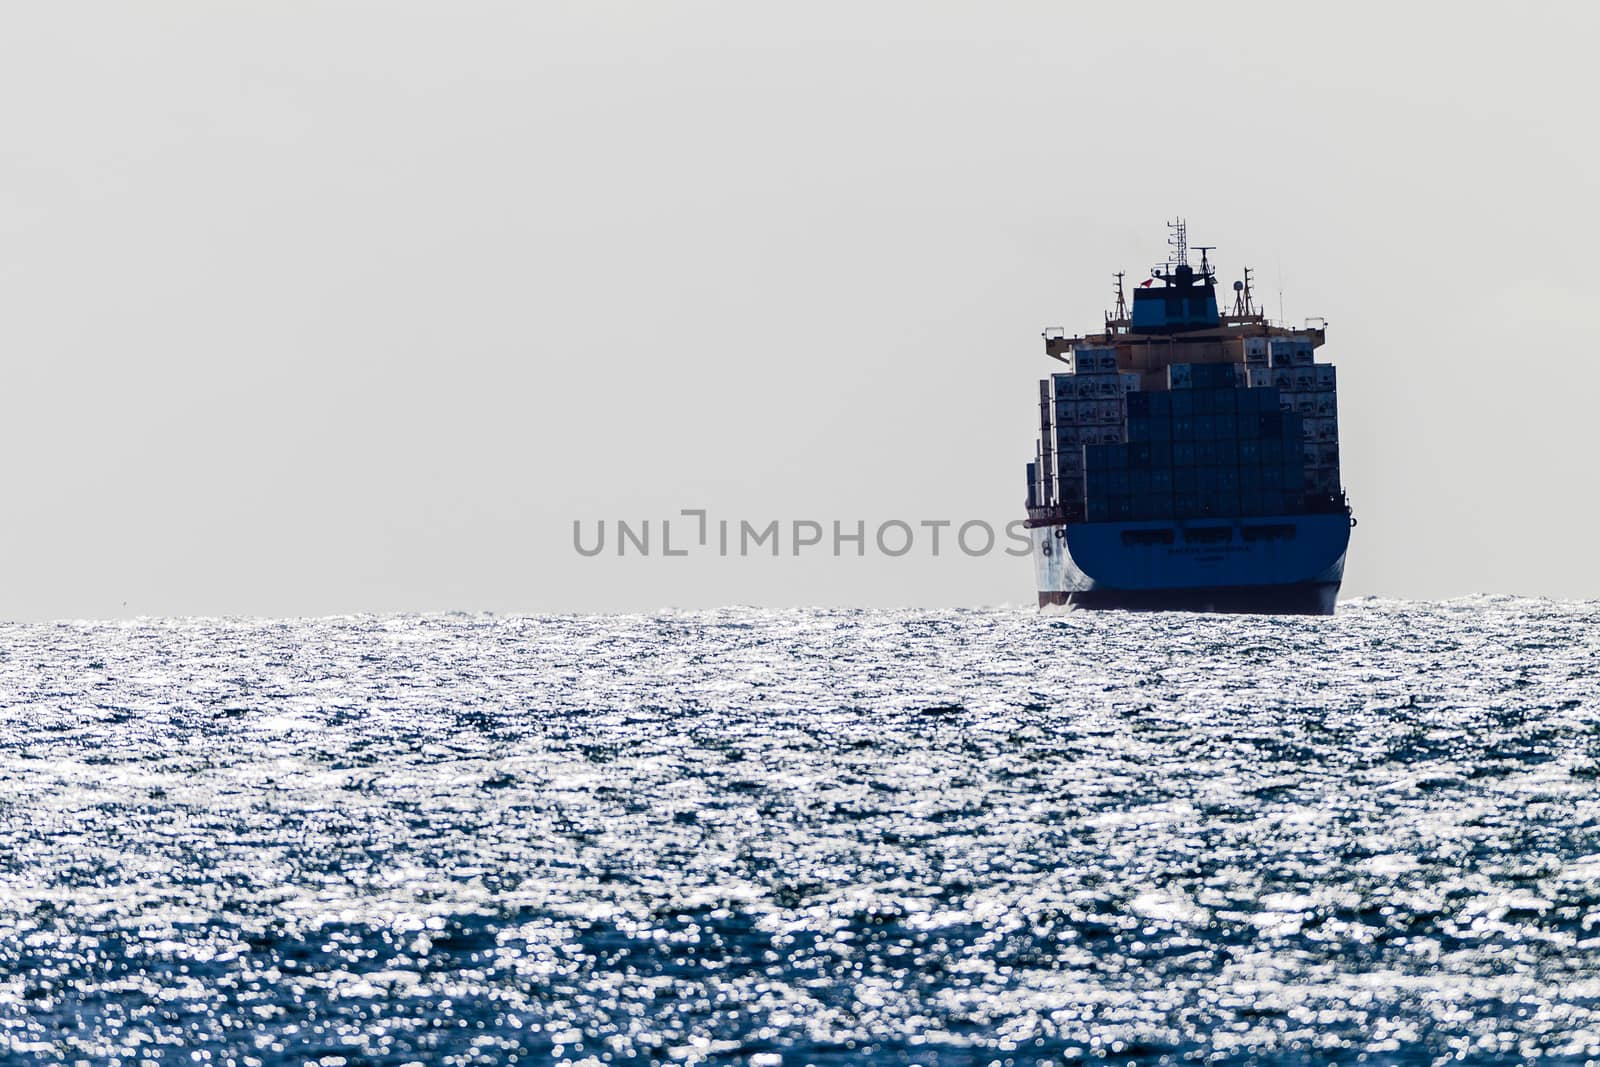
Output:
[1244,337,1270,364]
[1315,364,1337,391]
[1270,337,1316,368]
[1167,364,1193,389]
[1150,496,1177,520]
[1072,347,1118,373]
[1126,442,1169,468]
[1303,416,1337,441]
[1185,363,1239,389]
[1244,386,1276,413]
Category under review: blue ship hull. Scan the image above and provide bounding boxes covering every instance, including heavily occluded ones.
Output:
[1030,513,1350,615]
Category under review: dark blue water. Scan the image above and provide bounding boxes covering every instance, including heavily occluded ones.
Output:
[2,598,1598,1065]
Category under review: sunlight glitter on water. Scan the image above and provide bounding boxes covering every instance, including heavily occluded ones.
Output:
[0,598,1598,1064]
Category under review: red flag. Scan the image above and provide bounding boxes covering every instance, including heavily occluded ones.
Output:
[1139,278,1155,287]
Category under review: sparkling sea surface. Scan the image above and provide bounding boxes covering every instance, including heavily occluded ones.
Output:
[2,598,1599,1066]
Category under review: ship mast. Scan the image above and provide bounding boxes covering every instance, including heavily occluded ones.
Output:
[1106,271,1130,332]
[1231,265,1258,317]
[1167,218,1188,268]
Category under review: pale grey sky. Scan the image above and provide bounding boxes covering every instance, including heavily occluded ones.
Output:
[2,2,1595,618]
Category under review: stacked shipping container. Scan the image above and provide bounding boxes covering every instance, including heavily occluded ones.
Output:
[1033,340,1342,521]
[1251,338,1340,496]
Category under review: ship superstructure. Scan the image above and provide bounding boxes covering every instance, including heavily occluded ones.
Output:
[1024,222,1354,614]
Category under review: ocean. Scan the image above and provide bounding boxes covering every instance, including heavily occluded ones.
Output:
[1,598,1597,1065]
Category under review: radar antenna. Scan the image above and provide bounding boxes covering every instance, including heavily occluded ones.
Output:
[1193,245,1215,280]
[1112,271,1129,322]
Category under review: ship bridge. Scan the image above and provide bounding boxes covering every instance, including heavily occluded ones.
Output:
[1130,220,1221,333]
[1130,262,1221,333]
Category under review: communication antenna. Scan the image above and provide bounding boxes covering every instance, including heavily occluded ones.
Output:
[1167,218,1188,267]
[1242,265,1255,315]
[1275,258,1285,324]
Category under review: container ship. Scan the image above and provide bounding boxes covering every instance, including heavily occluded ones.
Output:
[1024,222,1354,614]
